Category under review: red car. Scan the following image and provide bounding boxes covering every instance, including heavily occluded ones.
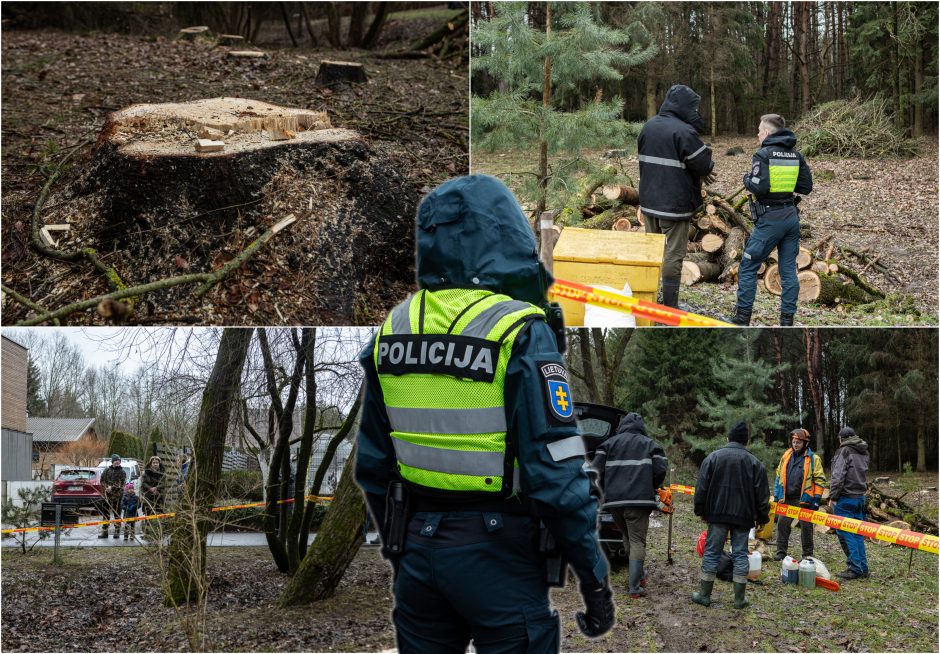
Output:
[51,467,104,511]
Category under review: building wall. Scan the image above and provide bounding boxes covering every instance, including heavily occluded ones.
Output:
[1,336,28,432]
[1,427,34,481]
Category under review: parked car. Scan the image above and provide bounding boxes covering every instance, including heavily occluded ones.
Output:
[575,401,632,561]
[96,458,142,493]
[51,467,104,511]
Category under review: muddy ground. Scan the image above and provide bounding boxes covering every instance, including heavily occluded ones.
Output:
[2,475,937,653]
[472,136,939,326]
[1,12,467,326]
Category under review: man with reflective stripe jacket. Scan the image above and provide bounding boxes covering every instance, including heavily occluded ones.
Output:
[355,174,613,653]
[590,412,667,598]
[729,114,813,326]
[638,84,715,309]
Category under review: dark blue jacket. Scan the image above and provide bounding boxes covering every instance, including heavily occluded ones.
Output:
[121,491,140,516]
[743,129,813,203]
[637,85,714,221]
[355,175,608,588]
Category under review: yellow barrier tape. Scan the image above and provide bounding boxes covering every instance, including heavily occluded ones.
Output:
[668,484,938,555]
[550,278,731,327]
[1,495,333,535]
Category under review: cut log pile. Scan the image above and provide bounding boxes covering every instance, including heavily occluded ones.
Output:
[560,179,887,308]
[866,484,939,535]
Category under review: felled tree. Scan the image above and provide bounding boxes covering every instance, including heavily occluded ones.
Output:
[472,2,656,217]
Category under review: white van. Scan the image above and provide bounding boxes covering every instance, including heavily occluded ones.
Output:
[96,458,142,493]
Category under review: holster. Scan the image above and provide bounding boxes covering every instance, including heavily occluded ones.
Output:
[546,302,566,354]
[539,521,568,588]
[382,481,409,558]
[747,194,765,221]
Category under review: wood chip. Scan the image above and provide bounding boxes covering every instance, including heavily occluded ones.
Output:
[195,138,225,153]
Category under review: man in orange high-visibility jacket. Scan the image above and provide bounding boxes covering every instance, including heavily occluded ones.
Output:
[773,428,826,561]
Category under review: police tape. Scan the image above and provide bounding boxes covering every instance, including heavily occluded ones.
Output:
[549,278,731,327]
[0,495,333,535]
[666,484,939,555]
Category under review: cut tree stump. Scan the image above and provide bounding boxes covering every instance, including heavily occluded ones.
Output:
[681,260,721,285]
[217,34,245,46]
[179,26,210,39]
[601,184,639,205]
[59,97,419,323]
[797,270,821,302]
[315,60,368,85]
[700,233,724,253]
[796,247,813,269]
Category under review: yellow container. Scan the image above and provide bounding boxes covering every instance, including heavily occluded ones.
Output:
[551,227,665,327]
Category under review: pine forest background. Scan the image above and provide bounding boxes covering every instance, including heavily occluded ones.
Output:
[566,328,938,475]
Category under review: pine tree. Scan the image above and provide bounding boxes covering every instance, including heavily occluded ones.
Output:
[471,2,656,216]
[26,356,46,416]
[687,330,792,470]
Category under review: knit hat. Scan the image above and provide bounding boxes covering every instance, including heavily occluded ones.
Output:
[111,454,121,462]
[124,483,134,491]
[728,421,749,444]
[838,426,856,440]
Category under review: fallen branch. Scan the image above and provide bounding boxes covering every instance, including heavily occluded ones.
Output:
[826,260,886,298]
[14,215,297,326]
[1,284,60,325]
[711,196,752,236]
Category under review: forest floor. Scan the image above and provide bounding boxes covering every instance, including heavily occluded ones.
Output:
[472,136,938,326]
[2,474,937,653]
[1,10,467,326]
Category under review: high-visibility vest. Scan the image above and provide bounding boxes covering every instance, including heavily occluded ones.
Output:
[374,288,546,499]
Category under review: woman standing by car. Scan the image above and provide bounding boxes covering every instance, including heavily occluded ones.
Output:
[140,456,165,515]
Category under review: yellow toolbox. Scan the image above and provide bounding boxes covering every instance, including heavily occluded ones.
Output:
[551,227,665,327]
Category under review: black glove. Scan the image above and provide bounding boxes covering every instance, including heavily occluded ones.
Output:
[575,583,615,638]
[701,172,717,186]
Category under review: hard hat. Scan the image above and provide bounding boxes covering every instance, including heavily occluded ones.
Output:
[790,428,810,442]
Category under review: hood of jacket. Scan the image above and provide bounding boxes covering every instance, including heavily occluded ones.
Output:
[415,174,551,307]
[761,129,797,149]
[840,435,868,455]
[658,84,706,134]
[615,412,647,437]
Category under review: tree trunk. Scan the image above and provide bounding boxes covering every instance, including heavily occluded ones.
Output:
[803,329,825,460]
[325,2,342,48]
[286,329,317,575]
[837,2,846,97]
[280,2,298,47]
[720,226,747,269]
[347,2,368,47]
[645,67,657,119]
[165,328,253,605]
[913,41,924,137]
[536,3,552,221]
[278,445,365,606]
[680,260,720,285]
[800,2,811,114]
[361,3,390,50]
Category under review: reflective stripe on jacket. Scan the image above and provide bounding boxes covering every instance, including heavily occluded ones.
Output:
[375,288,545,498]
[774,447,827,509]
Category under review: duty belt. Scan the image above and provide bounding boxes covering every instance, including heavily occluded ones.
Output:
[411,495,535,516]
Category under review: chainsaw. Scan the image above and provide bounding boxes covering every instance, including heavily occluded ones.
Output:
[657,487,674,514]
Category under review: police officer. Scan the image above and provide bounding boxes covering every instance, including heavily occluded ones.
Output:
[638,84,715,309]
[355,174,615,653]
[729,114,813,326]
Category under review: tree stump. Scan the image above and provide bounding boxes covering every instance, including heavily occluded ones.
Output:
[315,60,368,85]
[178,26,210,40]
[60,97,418,323]
[217,34,245,46]
[681,260,720,286]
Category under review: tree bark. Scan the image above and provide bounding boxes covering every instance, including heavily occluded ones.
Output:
[803,328,825,460]
[165,328,253,605]
[347,2,368,47]
[536,3,552,221]
[800,2,811,114]
[278,445,366,606]
[680,260,721,285]
[361,3,390,50]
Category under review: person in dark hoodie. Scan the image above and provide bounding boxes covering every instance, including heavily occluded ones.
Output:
[729,113,813,326]
[591,413,667,599]
[638,84,715,309]
[828,426,870,580]
[355,175,614,653]
[691,422,770,610]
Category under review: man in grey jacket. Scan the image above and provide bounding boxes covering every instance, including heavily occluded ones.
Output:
[828,426,870,580]
[591,413,667,598]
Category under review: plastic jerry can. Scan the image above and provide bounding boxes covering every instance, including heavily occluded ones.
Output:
[780,555,799,584]
[799,558,817,588]
[747,551,762,580]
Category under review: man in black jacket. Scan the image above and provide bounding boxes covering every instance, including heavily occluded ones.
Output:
[591,413,667,598]
[691,422,770,609]
[638,84,715,308]
[729,114,813,326]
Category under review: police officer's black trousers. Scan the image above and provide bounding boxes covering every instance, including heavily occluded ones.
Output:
[736,206,801,314]
[393,511,559,654]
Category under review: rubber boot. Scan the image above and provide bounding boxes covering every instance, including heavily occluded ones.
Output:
[98,530,108,539]
[780,313,795,326]
[628,559,647,598]
[732,582,749,609]
[691,580,713,607]
[661,277,680,309]
[727,307,752,326]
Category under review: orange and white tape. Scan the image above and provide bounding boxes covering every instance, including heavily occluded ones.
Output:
[550,278,731,327]
[0,495,333,535]
[667,484,938,555]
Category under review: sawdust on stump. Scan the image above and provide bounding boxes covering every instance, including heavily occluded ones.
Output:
[42,97,417,324]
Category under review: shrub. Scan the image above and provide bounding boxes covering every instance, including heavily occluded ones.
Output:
[107,430,143,461]
[219,469,263,502]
